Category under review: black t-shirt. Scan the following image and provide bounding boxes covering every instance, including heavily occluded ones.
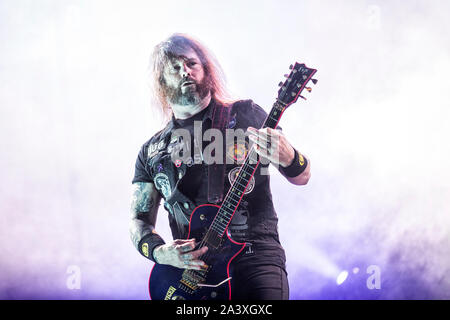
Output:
[132,99,286,270]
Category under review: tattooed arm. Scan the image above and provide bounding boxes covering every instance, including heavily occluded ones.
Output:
[129,182,163,256]
[129,182,208,268]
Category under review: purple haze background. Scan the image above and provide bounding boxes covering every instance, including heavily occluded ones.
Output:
[1,0,449,299]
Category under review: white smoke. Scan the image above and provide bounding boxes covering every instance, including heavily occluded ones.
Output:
[0,0,449,299]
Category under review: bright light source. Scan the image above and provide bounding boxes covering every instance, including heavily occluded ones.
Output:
[336,270,349,285]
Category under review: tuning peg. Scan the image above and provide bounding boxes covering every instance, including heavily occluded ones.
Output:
[284,74,289,78]
[300,95,307,100]
[311,78,318,85]
[305,87,312,92]
[278,81,284,87]
[289,64,294,70]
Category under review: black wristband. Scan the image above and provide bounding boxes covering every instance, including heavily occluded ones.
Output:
[280,149,308,178]
[138,232,166,263]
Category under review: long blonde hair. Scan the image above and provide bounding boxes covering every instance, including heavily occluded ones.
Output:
[149,33,235,122]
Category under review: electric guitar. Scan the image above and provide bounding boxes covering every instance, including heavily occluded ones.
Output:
[149,62,318,300]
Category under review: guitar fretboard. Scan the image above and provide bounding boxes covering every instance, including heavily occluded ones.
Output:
[208,100,287,236]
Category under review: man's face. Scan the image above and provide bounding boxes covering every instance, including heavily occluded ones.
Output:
[162,48,209,106]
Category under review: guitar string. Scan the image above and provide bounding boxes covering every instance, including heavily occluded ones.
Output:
[182,147,260,284]
[184,105,283,279]
[181,99,289,285]
[183,111,281,283]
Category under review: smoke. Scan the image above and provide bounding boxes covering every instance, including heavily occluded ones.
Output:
[0,0,449,299]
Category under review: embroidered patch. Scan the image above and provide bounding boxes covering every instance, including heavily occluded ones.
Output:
[228,115,237,129]
[226,141,249,163]
[154,172,171,198]
[157,140,165,150]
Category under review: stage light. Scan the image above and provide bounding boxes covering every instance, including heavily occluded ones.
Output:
[336,270,349,285]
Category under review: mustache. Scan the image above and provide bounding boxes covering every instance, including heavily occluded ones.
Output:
[180,78,197,87]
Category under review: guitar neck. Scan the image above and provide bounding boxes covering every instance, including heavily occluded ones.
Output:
[208,100,287,237]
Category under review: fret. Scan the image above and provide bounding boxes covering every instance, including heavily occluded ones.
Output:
[268,115,279,123]
[242,164,256,178]
[223,210,234,219]
[218,207,233,218]
[242,164,255,175]
[211,224,223,234]
[233,179,247,189]
[226,196,239,205]
[229,191,242,202]
[248,151,259,164]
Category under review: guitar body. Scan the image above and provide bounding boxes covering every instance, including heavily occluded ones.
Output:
[148,204,246,300]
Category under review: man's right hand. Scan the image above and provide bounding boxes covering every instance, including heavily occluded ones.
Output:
[153,238,208,270]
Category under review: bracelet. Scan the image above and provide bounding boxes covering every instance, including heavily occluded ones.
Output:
[138,232,166,263]
[280,149,308,177]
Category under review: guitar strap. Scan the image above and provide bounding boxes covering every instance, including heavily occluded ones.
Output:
[207,101,231,204]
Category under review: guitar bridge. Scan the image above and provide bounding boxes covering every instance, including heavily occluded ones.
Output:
[180,269,207,292]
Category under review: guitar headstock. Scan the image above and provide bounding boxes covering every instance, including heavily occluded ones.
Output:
[277,62,317,106]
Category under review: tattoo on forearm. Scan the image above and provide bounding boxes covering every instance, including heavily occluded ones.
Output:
[130,182,161,250]
[131,182,153,213]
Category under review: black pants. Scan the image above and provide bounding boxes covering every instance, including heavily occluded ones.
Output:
[230,263,289,300]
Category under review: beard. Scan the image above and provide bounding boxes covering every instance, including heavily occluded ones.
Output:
[165,77,210,106]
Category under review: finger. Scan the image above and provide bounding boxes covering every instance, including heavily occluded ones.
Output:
[181,246,208,260]
[249,129,279,146]
[177,240,196,253]
[173,238,195,245]
[184,260,208,270]
[250,136,272,157]
[248,127,269,141]
[254,143,279,163]
[249,135,269,150]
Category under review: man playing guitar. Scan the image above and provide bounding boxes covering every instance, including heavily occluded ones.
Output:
[130,33,312,300]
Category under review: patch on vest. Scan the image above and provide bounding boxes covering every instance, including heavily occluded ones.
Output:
[148,140,167,158]
[154,172,172,198]
[226,141,249,163]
